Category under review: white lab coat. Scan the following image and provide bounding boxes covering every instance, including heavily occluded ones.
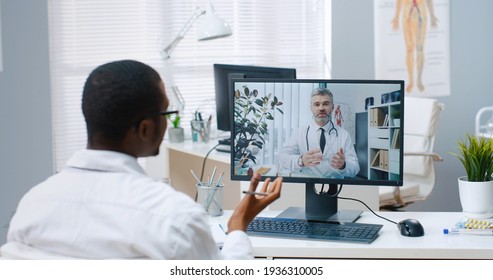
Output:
[277,120,359,178]
[0,149,251,259]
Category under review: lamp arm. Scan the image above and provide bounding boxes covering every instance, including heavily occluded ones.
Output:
[160,6,206,59]
[162,58,185,113]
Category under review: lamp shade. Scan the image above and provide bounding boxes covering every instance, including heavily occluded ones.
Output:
[197,2,232,41]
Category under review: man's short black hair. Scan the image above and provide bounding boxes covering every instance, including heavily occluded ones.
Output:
[82,60,163,142]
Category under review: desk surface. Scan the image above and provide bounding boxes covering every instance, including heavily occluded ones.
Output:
[166,141,229,163]
[210,211,493,259]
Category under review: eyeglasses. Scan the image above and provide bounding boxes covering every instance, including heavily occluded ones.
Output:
[149,110,179,118]
[134,110,179,127]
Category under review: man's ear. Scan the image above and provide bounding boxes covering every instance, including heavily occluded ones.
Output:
[135,119,154,141]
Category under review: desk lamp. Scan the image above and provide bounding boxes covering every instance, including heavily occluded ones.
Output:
[160,1,232,113]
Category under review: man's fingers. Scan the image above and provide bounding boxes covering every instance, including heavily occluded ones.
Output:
[308,148,321,155]
[259,177,272,193]
[248,173,262,192]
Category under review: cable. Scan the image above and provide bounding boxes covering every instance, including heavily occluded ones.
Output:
[194,142,221,202]
[319,183,343,197]
[321,184,398,225]
[199,143,221,181]
[338,195,398,225]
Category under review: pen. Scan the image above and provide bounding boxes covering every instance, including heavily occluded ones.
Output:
[190,169,203,186]
[209,166,217,187]
[205,170,223,212]
[443,228,493,235]
[242,191,269,196]
[215,172,225,187]
[218,224,227,234]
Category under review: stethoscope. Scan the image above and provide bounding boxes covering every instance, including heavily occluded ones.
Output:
[305,120,338,151]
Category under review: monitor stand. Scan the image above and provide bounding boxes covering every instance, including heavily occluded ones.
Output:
[276,183,362,224]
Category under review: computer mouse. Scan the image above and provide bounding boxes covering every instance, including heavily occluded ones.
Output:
[397,219,425,237]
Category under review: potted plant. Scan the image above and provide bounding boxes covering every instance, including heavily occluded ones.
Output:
[167,114,184,143]
[233,85,283,172]
[452,133,493,218]
[392,110,401,126]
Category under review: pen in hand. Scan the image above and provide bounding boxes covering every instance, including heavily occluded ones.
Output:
[242,191,269,196]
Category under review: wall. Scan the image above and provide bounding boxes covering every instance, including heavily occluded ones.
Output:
[0,0,53,242]
[333,0,493,211]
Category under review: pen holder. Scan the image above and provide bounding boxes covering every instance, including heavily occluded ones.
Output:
[191,120,211,143]
[196,183,224,217]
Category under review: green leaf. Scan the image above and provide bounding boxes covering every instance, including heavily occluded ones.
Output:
[231,89,285,166]
[452,133,493,181]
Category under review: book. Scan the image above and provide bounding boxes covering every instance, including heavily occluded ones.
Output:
[379,150,388,170]
[383,114,389,127]
[391,128,400,149]
[376,108,385,126]
[370,150,380,167]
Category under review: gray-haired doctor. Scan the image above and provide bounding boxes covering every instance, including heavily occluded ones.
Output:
[277,87,359,178]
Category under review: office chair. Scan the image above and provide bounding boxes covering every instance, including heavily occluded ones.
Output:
[380,96,445,209]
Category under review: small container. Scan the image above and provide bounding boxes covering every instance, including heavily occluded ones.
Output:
[191,120,211,143]
[196,183,224,216]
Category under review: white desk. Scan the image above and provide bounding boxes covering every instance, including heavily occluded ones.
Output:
[210,211,493,259]
[165,140,379,211]
[165,141,242,209]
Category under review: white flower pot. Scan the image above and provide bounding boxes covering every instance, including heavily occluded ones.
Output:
[393,118,400,127]
[168,127,184,143]
[458,176,493,218]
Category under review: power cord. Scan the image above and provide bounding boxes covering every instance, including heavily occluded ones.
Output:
[321,184,398,225]
[194,142,221,202]
[199,143,221,181]
[338,196,398,225]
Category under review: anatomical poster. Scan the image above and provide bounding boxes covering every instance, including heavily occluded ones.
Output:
[375,0,450,97]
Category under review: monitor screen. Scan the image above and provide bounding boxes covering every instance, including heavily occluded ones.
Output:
[213,64,296,133]
[230,78,404,222]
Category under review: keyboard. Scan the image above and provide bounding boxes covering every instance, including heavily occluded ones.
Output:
[247,217,383,243]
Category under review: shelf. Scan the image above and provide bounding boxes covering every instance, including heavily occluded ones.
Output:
[367,102,401,181]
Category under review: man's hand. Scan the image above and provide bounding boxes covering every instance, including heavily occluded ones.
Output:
[227,173,283,233]
[301,148,324,167]
[330,147,346,170]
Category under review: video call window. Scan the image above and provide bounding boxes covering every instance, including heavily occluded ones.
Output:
[231,79,404,187]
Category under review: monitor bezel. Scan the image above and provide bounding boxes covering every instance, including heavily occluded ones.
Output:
[229,78,405,187]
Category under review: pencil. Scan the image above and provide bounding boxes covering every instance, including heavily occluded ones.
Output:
[242,191,268,196]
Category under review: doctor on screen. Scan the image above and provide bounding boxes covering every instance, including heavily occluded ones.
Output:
[277,87,359,178]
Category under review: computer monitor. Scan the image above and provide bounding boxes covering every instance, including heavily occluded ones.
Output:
[213,64,297,133]
[230,78,404,223]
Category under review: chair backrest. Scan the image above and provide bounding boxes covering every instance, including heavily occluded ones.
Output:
[403,96,444,198]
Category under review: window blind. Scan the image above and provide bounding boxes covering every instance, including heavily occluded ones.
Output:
[48,0,330,172]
